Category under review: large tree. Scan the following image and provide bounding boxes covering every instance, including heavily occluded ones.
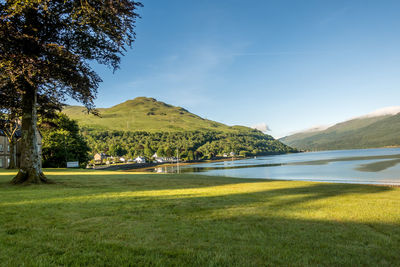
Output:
[0,0,142,183]
[0,89,63,169]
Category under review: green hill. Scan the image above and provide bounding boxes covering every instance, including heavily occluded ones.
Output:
[280,112,400,151]
[64,97,238,133]
[63,97,296,157]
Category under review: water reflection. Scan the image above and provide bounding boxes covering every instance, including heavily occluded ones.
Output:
[148,148,400,185]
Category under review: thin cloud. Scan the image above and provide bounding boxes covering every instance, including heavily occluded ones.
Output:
[319,7,351,26]
[251,122,271,132]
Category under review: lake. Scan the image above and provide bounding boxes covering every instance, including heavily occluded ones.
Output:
[152,148,400,185]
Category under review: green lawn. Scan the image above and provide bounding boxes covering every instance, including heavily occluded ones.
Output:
[0,169,399,266]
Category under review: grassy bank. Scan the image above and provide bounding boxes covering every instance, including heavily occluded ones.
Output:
[0,169,399,266]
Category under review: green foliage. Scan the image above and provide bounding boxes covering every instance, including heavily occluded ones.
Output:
[109,144,127,157]
[156,147,165,157]
[239,150,250,157]
[0,0,143,111]
[64,97,296,159]
[82,128,296,160]
[40,114,90,167]
[0,0,142,182]
[143,145,154,159]
[281,114,400,150]
[187,150,195,161]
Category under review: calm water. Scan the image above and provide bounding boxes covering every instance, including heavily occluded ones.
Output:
[152,148,400,185]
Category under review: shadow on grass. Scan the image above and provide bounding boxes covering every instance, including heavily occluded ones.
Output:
[0,174,393,210]
[0,177,398,266]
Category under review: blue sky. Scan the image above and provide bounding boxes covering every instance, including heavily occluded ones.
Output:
[69,0,400,138]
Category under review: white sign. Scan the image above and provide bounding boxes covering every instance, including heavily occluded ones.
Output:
[67,161,79,168]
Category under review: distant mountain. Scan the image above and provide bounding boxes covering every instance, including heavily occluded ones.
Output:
[64,97,239,132]
[280,107,400,151]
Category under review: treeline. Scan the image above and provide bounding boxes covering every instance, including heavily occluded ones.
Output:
[81,128,297,161]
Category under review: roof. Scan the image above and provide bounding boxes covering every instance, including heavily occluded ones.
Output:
[0,119,22,138]
[0,129,22,138]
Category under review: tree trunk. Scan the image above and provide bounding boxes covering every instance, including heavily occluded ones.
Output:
[7,138,17,169]
[11,87,47,184]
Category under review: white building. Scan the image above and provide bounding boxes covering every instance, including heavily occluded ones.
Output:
[135,156,146,164]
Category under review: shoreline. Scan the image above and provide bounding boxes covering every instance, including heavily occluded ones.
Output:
[92,148,400,187]
[94,157,244,172]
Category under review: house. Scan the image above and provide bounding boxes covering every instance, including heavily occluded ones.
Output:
[0,130,11,168]
[154,157,166,163]
[94,152,109,164]
[152,153,168,163]
[134,156,146,164]
[0,128,42,169]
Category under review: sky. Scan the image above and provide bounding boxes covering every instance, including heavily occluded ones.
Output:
[68,0,400,138]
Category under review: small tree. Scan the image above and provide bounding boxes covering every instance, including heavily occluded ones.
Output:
[109,144,127,157]
[239,150,250,157]
[40,113,90,168]
[164,146,174,158]
[187,150,195,161]
[156,147,165,157]
[0,0,142,183]
[144,145,154,160]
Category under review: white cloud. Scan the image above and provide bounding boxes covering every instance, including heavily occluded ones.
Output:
[251,122,271,132]
[302,125,331,133]
[285,106,400,137]
[357,106,400,119]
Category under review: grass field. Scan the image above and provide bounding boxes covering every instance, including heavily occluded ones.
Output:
[0,169,399,266]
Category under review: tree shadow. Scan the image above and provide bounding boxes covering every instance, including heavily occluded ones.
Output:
[0,173,393,210]
[0,178,398,266]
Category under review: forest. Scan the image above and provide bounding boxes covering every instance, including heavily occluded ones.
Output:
[81,128,297,161]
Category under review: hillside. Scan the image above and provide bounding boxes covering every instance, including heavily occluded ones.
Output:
[64,97,296,157]
[64,97,238,133]
[280,110,400,151]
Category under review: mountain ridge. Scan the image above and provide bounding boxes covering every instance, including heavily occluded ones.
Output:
[63,97,245,133]
[280,109,400,150]
[63,97,297,157]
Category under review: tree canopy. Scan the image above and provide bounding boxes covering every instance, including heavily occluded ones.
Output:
[1,0,142,109]
[40,113,90,168]
[0,0,142,183]
[82,129,297,161]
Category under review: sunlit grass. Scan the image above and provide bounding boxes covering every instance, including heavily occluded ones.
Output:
[0,168,150,176]
[0,168,399,266]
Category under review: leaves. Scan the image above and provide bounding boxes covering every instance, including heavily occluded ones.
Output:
[82,129,297,160]
[0,0,142,111]
[40,113,90,167]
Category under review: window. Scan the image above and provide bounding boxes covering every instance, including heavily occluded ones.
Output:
[0,144,3,152]
[0,158,3,168]
[7,145,10,152]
